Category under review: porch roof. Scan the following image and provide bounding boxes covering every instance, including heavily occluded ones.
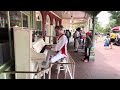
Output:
[52,11,100,24]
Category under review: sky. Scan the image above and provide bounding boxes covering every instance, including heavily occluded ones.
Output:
[97,11,111,28]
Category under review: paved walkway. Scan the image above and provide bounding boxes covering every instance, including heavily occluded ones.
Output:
[67,40,120,79]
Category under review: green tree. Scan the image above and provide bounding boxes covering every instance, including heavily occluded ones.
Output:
[104,24,111,34]
[103,11,120,34]
[108,11,120,27]
[104,19,116,33]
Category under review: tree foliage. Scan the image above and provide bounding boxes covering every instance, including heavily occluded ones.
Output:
[96,11,120,34]
[101,11,120,34]
[108,11,120,27]
[104,18,116,33]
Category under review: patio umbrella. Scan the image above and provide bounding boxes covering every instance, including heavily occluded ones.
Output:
[112,26,120,31]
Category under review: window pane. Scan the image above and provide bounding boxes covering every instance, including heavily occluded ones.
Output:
[36,11,42,31]
[22,13,28,27]
[9,11,22,27]
[36,21,41,30]
[0,11,7,28]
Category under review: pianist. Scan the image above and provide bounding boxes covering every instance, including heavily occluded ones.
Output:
[42,25,68,68]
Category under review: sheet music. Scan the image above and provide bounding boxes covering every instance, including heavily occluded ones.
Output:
[32,38,45,53]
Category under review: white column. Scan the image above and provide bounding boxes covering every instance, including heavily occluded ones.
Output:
[50,25,54,44]
[45,23,51,45]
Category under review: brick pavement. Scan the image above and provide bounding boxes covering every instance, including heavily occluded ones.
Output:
[68,41,120,79]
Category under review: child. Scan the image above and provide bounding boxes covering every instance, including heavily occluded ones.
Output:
[104,35,110,49]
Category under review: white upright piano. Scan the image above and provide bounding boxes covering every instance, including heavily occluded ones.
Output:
[13,27,49,79]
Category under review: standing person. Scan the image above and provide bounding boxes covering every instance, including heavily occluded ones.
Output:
[74,27,80,52]
[104,35,110,49]
[79,30,83,46]
[109,31,116,49]
[65,29,71,45]
[42,25,68,68]
[73,31,76,48]
[81,31,92,62]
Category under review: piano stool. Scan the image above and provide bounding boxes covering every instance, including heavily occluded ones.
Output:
[56,57,68,79]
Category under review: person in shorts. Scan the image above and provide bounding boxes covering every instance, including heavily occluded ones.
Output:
[104,35,110,49]
[109,32,116,49]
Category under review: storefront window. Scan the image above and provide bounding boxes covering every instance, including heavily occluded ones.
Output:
[0,11,7,28]
[0,11,11,65]
[9,11,29,28]
[9,11,22,27]
[36,12,42,29]
[22,13,28,27]
[35,11,42,36]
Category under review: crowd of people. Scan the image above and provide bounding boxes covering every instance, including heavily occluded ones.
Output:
[72,27,93,62]
[104,31,120,49]
[64,27,94,63]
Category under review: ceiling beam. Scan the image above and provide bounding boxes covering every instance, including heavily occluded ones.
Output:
[49,11,62,19]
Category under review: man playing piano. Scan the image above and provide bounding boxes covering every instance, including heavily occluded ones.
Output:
[42,25,68,68]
